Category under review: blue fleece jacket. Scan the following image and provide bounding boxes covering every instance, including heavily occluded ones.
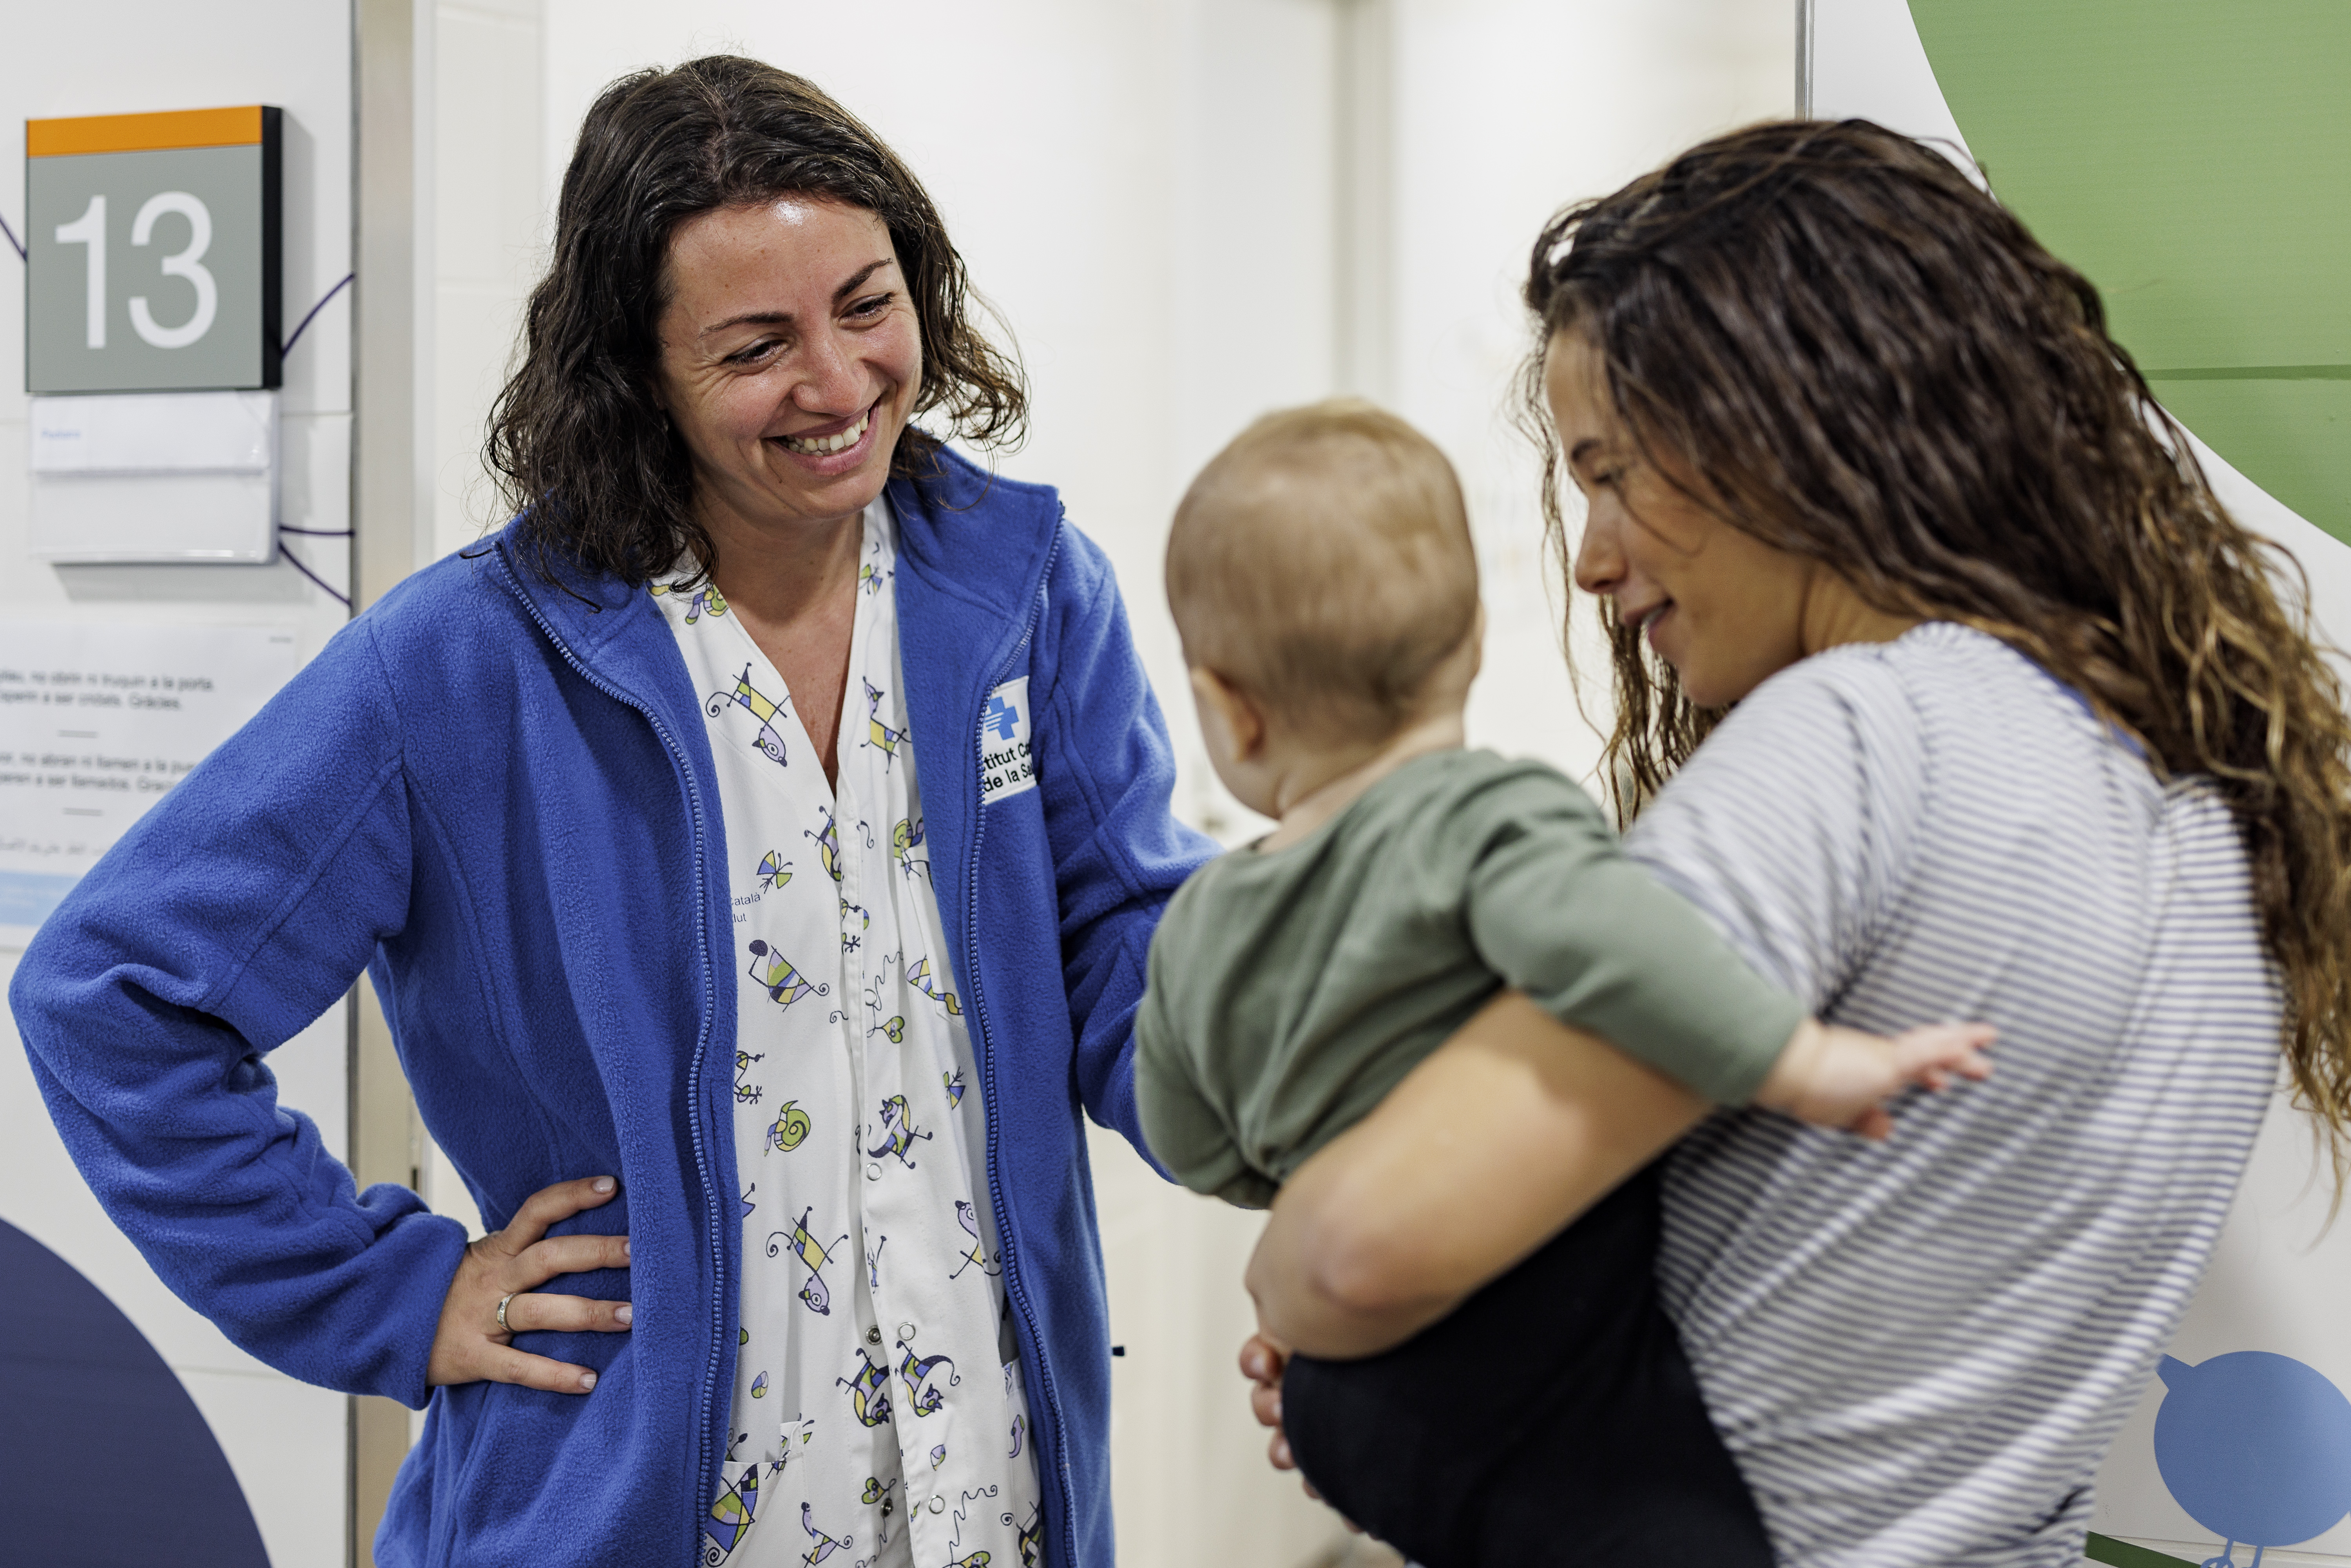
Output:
[11,447,1213,1568]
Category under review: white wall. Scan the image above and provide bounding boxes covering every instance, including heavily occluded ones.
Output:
[0,4,357,1565]
[429,0,544,564]
[1388,0,1794,790]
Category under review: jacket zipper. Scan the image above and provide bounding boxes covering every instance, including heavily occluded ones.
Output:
[964,523,1072,1555]
[493,552,728,1564]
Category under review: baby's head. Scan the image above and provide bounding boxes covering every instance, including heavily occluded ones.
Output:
[1167,399,1480,814]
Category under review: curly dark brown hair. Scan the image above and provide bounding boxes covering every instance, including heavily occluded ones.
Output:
[484,55,1027,585]
[1519,117,2351,1143]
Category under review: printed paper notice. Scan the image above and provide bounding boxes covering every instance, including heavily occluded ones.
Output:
[0,621,302,946]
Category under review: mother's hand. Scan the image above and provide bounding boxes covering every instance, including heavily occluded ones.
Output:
[426,1174,633,1394]
[1239,1331,1298,1477]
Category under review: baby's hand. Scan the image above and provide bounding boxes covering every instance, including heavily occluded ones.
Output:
[1753,1019,1994,1141]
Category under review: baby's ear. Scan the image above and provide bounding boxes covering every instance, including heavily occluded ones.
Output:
[1189,666,1268,760]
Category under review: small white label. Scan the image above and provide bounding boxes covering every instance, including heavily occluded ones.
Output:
[979,678,1037,802]
[29,390,273,475]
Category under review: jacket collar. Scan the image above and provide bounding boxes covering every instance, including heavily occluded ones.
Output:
[886,443,1060,653]
[488,442,1063,716]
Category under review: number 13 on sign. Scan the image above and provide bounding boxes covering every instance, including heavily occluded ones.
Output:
[52,192,218,350]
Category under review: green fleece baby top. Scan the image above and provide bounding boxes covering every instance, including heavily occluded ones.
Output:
[1133,748,1807,1208]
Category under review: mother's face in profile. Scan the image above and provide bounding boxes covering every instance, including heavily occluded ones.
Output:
[1549,331,1820,708]
[654,196,924,536]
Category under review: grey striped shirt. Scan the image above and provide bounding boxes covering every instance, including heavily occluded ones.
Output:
[1626,623,2280,1566]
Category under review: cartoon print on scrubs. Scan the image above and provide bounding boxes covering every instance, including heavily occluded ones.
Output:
[711,664,793,766]
[654,578,729,623]
[839,1349,893,1427]
[768,1100,812,1153]
[905,957,960,1017]
[771,1207,849,1316]
[840,896,870,952]
[862,958,908,1049]
[651,495,1040,1568]
[857,526,891,600]
[702,1461,761,1565]
[951,1485,1001,1552]
[891,817,927,882]
[809,811,842,882]
[868,1095,931,1169]
[897,1336,959,1416]
[864,679,907,768]
[772,1420,815,1488]
[749,940,829,1008]
[800,1503,850,1566]
[950,1200,999,1282]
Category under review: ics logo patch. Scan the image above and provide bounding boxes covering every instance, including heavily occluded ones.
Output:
[980,678,1036,802]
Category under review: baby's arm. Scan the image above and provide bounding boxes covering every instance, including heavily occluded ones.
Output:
[1466,768,1994,1134]
[1755,1018,1995,1141]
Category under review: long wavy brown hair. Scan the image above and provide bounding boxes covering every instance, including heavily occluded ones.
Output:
[485,55,1027,586]
[1520,118,2351,1140]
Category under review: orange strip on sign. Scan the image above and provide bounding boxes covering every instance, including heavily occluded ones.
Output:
[27,106,262,158]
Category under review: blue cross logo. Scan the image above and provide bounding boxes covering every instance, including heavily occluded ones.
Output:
[984,694,1022,741]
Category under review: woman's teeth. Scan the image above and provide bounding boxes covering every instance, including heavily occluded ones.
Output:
[781,409,870,456]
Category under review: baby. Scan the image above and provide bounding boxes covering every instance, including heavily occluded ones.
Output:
[1134,399,1992,1567]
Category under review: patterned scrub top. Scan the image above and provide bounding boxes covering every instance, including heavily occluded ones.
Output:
[655,496,1043,1568]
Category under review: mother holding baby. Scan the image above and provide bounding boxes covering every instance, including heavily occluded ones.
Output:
[1245,120,2351,1564]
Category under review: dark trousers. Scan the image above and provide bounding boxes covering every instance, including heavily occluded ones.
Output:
[1281,1163,1773,1568]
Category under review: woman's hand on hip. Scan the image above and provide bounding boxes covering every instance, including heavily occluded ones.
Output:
[426,1174,632,1394]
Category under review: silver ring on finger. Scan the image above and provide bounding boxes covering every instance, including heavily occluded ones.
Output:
[495,1291,517,1333]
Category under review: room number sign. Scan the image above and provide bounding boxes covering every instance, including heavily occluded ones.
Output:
[25,106,282,393]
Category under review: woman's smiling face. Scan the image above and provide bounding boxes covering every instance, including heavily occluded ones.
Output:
[655,196,923,540]
[1547,330,1817,708]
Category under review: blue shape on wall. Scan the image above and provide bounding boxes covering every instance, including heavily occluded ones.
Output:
[2154,1351,2351,1566]
[0,1216,271,1567]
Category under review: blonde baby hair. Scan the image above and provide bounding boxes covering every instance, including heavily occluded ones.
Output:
[1167,399,1479,745]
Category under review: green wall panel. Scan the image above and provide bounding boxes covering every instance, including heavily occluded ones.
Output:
[1909,0,2351,541]
[2143,375,2351,543]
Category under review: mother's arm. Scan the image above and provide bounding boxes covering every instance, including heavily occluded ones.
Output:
[1246,991,1705,1358]
[1249,653,1918,1363]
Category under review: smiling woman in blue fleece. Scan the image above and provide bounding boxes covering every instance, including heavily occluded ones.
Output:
[12,56,1210,1568]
